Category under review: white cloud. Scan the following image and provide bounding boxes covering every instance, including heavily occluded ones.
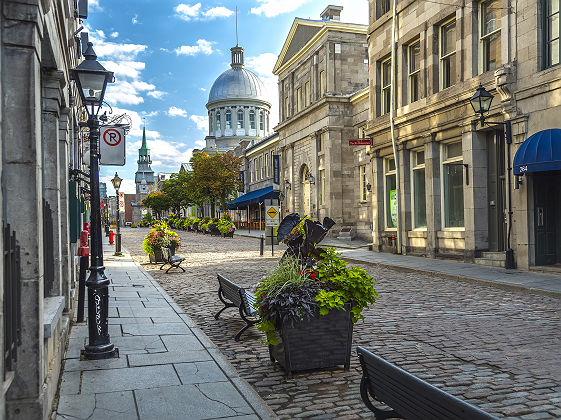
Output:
[338,0,369,24]
[110,31,119,38]
[168,106,188,117]
[147,90,166,99]
[199,87,207,92]
[175,39,215,56]
[175,3,234,21]
[190,115,208,131]
[132,14,139,24]
[251,0,311,17]
[246,53,279,130]
[194,140,206,148]
[101,176,136,195]
[142,110,159,118]
[89,0,103,12]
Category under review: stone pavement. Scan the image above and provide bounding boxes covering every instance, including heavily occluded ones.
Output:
[235,229,561,297]
[54,244,275,420]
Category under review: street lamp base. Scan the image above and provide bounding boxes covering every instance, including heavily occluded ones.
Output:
[82,345,119,360]
[505,248,515,270]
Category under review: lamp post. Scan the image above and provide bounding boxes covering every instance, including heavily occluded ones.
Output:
[111,172,123,255]
[470,84,515,270]
[70,42,119,359]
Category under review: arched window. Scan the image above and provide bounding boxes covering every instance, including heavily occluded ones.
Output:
[216,112,221,131]
[259,110,265,131]
[237,109,244,129]
[249,110,256,130]
[225,110,232,129]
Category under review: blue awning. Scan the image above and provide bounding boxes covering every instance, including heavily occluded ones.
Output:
[228,186,280,209]
[514,129,561,175]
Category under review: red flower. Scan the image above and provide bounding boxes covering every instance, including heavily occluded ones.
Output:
[310,272,317,280]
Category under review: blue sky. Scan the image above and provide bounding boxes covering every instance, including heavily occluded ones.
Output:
[88,0,368,194]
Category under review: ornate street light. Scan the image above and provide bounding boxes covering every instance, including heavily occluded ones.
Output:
[111,172,123,256]
[70,42,118,359]
[469,85,515,270]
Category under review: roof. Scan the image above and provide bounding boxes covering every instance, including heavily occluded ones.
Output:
[513,129,561,175]
[207,67,270,106]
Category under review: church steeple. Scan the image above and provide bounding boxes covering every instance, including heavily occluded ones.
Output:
[138,124,151,164]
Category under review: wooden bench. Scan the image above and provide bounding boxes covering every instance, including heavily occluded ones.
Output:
[357,346,497,420]
[214,274,258,341]
[159,247,185,273]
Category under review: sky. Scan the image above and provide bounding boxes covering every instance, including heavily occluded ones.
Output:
[88,0,368,195]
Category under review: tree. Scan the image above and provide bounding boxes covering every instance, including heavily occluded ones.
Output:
[141,190,172,219]
[189,151,242,217]
[161,171,193,215]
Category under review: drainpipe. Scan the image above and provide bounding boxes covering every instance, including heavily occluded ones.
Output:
[390,0,402,253]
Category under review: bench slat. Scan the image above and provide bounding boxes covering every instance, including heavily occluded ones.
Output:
[357,346,497,420]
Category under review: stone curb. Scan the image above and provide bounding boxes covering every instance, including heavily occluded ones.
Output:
[123,247,278,420]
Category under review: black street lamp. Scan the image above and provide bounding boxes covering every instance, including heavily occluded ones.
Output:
[111,172,123,256]
[470,84,515,270]
[70,42,119,359]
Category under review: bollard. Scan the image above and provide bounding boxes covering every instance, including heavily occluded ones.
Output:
[260,235,264,256]
[77,255,89,323]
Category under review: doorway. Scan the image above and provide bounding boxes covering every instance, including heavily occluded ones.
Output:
[301,166,311,216]
[487,131,506,252]
[534,171,561,266]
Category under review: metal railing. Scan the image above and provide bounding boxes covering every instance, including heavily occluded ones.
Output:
[3,223,22,376]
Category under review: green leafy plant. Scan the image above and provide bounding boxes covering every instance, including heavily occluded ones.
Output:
[141,221,181,255]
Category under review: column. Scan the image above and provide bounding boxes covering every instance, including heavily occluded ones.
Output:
[425,139,441,258]
[59,108,73,309]
[399,146,412,253]
[3,1,45,417]
[370,155,384,251]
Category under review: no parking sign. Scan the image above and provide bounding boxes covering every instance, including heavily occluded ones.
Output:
[100,126,126,166]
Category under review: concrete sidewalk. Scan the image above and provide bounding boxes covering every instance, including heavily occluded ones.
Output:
[235,229,561,298]
[55,245,274,420]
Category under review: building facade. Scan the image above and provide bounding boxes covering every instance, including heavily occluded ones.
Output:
[132,126,155,224]
[366,0,561,268]
[1,0,89,417]
[273,6,372,239]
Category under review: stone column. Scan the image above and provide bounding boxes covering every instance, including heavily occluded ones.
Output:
[59,108,73,309]
[370,155,384,251]
[463,126,488,262]
[41,71,64,298]
[0,4,5,411]
[327,129,344,227]
[3,1,45,417]
[399,145,412,253]
[425,138,441,258]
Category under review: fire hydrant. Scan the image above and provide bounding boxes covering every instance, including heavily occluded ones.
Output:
[109,231,115,245]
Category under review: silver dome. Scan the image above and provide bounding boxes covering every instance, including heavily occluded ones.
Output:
[208,67,270,105]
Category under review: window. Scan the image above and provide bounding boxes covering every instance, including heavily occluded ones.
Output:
[225,110,232,129]
[411,150,427,228]
[480,0,501,72]
[319,169,326,205]
[442,142,464,228]
[360,165,367,202]
[249,110,256,129]
[237,109,244,129]
[249,161,253,182]
[285,96,289,119]
[318,132,325,152]
[544,0,560,68]
[408,40,421,103]
[440,20,456,90]
[381,58,391,115]
[253,159,257,181]
[385,158,397,228]
[297,87,302,112]
[216,111,221,132]
[320,71,325,96]
[305,81,310,106]
[259,156,263,179]
[381,0,391,14]
[260,110,265,131]
[265,153,269,177]
[270,151,274,177]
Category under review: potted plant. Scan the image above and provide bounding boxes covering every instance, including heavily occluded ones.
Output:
[254,215,378,377]
[142,221,181,263]
[217,219,235,237]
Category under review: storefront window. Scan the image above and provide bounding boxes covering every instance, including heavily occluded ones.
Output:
[412,150,426,228]
[385,158,397,228]
[443,142,464,227]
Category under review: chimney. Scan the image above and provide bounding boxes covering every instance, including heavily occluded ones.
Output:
[320,5,343,21]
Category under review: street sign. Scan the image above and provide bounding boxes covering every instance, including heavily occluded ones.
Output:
[273,154,280,185]
[100,126,126,166]
[349,139,372,146]
[265,205,280,227]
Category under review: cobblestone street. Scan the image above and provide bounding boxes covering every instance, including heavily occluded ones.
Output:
[122,228,561,419]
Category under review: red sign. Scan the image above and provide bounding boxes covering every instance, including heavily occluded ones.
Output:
[103,128,122,146]
[349,139,371,146]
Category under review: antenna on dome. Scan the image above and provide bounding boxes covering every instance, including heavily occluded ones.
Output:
[235,7,239,47]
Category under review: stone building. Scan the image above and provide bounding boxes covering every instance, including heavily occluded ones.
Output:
[204,44,272,154]
[273,6,372,239]
[132,126,155,224]
[366,0,561,268]
[1,0,87,417]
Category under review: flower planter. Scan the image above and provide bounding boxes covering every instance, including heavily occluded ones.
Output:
[149,247,165,263]
[268,304,353,377]
[223,231,234,238]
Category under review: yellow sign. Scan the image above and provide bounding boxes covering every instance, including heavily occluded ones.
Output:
[266,207,278,218]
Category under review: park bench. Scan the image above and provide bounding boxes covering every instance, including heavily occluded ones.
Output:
[356,346,497,420]
[159,247,185,273]
[214,274,258,341]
